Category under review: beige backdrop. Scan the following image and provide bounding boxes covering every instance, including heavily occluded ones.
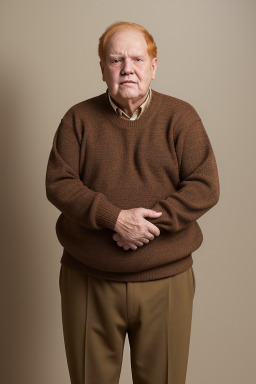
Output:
[1,0,255,383]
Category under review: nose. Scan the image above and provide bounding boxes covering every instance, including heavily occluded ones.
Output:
[120,58,134,75]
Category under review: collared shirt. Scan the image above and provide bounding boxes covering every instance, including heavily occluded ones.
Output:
[107,87,152,121]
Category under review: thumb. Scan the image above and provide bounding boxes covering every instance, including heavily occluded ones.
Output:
[141,209,162,217]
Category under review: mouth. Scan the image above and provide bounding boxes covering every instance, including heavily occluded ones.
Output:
[120,81,136,85]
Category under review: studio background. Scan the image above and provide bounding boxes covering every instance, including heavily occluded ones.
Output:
[1,1,255,383]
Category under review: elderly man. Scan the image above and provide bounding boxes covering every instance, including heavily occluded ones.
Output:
[46,21,220,384]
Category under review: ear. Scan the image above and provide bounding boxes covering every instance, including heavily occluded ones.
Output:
[151,57,158,80]
[100,61,105,81]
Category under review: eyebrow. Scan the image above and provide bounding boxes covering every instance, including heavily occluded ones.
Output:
[109,53,145,58]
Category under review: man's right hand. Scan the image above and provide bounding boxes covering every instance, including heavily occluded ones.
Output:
[113,208,162,250]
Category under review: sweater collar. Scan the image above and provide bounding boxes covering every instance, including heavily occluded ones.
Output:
[107,88,152,121]
[102,88,162,129]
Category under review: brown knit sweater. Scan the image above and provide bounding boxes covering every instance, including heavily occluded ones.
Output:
[45,89,220,282]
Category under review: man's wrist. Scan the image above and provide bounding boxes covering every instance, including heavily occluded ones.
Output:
[114,210,121,231]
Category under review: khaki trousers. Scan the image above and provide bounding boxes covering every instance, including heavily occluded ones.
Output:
[59,264,196,384]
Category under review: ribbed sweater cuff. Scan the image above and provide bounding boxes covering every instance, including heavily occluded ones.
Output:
[97,198,122,231]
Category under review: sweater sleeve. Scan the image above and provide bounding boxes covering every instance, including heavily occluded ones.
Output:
[146,107,220,233]
[45,114,122,231]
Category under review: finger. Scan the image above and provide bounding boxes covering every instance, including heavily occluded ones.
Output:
[117,239,132,248]
[123,238,148,247]
[145,222,161,236]
[140,237,150,244]
[116,235,143,247]
[127,240,146,249]
[126,243,137,250]
[117,240,125,247]
[123,244,135,251]
[113,233,119,241]
[145,232,155,240]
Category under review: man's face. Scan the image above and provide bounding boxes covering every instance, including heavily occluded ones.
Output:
[100,28,157,105]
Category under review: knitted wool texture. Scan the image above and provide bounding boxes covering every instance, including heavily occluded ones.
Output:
[45,89,220,282]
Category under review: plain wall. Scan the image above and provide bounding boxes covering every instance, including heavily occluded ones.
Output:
[1,0,255,383]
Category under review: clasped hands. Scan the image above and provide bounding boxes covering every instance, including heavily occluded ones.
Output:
[113,208,162,251]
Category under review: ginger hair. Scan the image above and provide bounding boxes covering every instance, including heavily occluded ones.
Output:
[98,21,157,62]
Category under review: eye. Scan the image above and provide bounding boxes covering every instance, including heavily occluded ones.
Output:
[136,58,142,62]
[113,59,121,63]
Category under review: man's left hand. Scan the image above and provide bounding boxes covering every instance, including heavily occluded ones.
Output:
[112,232,145,251]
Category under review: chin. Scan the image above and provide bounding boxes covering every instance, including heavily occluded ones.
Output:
[119,89,140,99]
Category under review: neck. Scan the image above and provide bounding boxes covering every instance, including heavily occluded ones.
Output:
[109,91,149,117]
[103,88,162,129]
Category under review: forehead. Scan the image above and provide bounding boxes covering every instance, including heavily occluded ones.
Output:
[106,29,148,56]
